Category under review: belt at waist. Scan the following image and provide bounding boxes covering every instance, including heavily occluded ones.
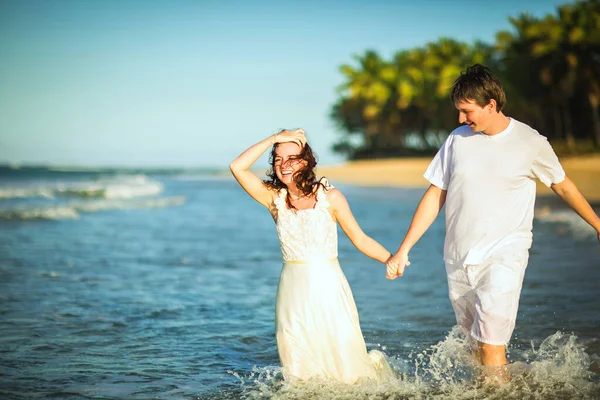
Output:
[284,257,338,265]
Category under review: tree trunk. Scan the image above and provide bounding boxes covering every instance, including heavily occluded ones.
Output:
[562,101,576,152]
[589,92,600,148]
[419,119,429,150]
[552,104,563,143]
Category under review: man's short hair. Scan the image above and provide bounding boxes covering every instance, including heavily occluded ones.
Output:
[450,64,506,112]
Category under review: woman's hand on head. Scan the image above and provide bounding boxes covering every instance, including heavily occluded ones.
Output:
[273,128,306,148]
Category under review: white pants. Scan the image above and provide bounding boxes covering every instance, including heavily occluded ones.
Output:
[445,252,529,346]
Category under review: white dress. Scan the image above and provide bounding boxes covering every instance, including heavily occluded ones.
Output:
[274,179,393,384]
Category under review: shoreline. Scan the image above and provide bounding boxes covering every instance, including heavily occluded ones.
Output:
[317,154,600,204]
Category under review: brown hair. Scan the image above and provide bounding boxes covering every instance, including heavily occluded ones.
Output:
[450,64,506,112]
[264,142,325,210]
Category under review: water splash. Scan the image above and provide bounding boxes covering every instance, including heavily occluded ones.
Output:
[229,329,599,400]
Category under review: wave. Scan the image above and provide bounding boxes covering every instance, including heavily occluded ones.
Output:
[0,196,187,220]
[0,174,163,200]
[535,206,598,239]
[171,173,231,182]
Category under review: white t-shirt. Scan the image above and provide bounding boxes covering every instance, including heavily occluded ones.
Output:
[424,118,565,265]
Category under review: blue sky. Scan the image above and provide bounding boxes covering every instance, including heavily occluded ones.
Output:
[0,0,568,168]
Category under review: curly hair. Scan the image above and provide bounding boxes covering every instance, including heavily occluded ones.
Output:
[263,142,325,210]
[450,64,506,112]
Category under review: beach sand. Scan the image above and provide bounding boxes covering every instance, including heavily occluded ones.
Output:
[318,154,600,204]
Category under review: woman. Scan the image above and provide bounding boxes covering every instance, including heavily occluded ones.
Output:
[230,128,394,384]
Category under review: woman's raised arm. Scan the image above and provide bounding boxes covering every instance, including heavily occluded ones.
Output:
[229,129,305,208]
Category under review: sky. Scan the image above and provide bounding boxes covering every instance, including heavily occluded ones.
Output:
[0,0,569,168]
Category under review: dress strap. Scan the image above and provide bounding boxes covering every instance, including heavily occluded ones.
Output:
[319,176,333,190]
[316,177,333,208]
[274,188,287,212]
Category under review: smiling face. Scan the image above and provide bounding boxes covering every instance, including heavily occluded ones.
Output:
[455,99,495,133]
[273,142,306,186]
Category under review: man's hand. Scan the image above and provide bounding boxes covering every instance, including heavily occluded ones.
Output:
[386,251,410,280]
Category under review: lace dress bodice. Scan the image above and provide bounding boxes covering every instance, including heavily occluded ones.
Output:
[274,179,338,262]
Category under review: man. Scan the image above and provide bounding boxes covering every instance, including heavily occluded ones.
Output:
[386,64,600,380]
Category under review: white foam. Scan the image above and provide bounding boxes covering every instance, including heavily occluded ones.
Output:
[232,328,599,399]
[74,196,186,212]
[0,196,186,220]
[0,187,56,199]
[0,206,80,220]
[0,174,164,200]
[535,207,597,239]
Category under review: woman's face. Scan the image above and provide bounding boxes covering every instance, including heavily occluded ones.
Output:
[273,142,305,186]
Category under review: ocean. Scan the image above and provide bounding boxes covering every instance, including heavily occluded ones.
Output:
[1,166,599,399]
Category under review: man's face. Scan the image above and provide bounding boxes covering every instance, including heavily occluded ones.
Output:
[455,99,493,133]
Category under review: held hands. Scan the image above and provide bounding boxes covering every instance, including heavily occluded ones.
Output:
[272,128,306,148]
[385,251,410,280]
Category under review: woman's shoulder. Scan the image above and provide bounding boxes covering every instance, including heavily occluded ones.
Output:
[323,186,344,201]
[317,176,334,191]
[317,177,346,205]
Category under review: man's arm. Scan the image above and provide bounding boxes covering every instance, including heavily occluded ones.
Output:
[551,176,600,242]
[386,184,447,279]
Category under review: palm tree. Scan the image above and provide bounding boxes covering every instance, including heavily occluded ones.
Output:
[567,0,600,147]
[336,50,394,149]
[392,38,494,148]
[332,40,496,158]
[498,1,600,150]
[496,13,552,137]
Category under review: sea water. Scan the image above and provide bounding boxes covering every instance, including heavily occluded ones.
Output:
[1,166,598,399]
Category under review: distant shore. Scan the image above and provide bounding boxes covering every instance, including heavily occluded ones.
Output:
[317,154,600,204]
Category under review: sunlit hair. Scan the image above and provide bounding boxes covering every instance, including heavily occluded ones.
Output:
[264,139,325,210]
[450,64,506,112]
